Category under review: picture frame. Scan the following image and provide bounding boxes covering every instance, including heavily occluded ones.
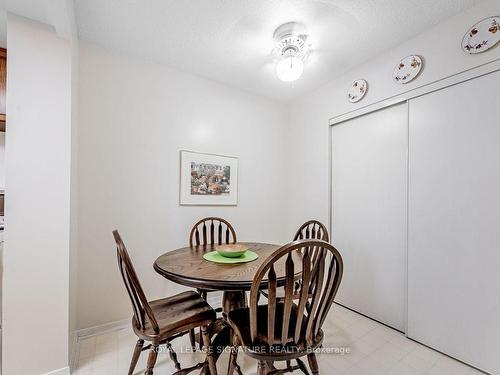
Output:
[179,150,238,206]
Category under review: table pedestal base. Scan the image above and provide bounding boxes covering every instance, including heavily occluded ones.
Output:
[222,290,247,316]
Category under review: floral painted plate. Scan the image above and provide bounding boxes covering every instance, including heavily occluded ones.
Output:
[462,16,500,54]
[347,79,368,103]
[393,55,423,84]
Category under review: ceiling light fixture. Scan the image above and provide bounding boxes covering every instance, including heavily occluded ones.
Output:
[273,22,309,82]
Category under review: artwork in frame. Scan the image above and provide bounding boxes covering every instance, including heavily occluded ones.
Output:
[179,150,238,205]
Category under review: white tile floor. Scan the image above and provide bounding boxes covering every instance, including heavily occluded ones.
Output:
[74,305,485,375]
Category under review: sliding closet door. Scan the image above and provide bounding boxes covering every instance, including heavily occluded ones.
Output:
[408,71,500,373]
[331,103,407,331]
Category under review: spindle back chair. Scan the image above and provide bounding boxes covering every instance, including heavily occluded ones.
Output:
[228,239,343,375]
[114,230,159,333]
[293,220,329,242]
[188,217,237,348]
[113,230,217,375]
[261,220,330,301]
[189,217,237,247]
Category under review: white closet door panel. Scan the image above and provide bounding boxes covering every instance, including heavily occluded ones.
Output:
[408,71,500,374]
[332,103,407,331]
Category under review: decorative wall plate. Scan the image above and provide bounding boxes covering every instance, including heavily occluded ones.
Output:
[462,16,500,54]
[393,55,423,84]
[347,79,368,103]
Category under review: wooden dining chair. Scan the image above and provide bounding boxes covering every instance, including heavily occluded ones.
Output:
[188,217,237,348]
[189,217,237,248]
[189,217,237,303]
[293,220,329,242]
[227,239,343,375]
[113,230,218,375]
[261,220,330,301]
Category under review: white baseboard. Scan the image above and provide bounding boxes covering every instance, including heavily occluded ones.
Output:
[41,367,70,375]
[69,330,79,374]
[69,319,131,374]
[76,318,130,339]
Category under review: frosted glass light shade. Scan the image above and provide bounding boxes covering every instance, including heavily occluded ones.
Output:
[276,56,304,82]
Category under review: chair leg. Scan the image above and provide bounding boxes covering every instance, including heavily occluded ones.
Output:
[227,334,243,375]
[202,325,217,375]
[128,339,144,375]
[189,329,196,351]
[227,335,237,375]
[144,344,158,375]
[297,357,311,375]
[266,361,276,372]
[167,341,181,370]
[257,360,266,375]
[198,327,204,349]
[197,289,207,349]
[307,352,319,375]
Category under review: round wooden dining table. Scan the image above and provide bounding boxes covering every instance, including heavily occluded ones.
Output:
[153,241,299,374]
[153,242,282,314]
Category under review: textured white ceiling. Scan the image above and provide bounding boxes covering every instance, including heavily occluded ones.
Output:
[1,0,482,101]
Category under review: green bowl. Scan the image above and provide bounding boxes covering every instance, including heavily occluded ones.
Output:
[215,244,248,258]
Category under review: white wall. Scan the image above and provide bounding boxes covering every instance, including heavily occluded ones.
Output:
[76,0,500,331]
[76,42,289,330]
[3,15,72,375]
[287,0,500,234]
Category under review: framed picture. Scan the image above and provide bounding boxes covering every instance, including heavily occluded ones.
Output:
[179,150,238,205]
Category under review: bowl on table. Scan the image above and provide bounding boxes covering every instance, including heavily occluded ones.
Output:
[215,244,249,258]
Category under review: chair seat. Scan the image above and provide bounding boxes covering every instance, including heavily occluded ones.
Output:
[227,303,323,359]
[133,291,216,341]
